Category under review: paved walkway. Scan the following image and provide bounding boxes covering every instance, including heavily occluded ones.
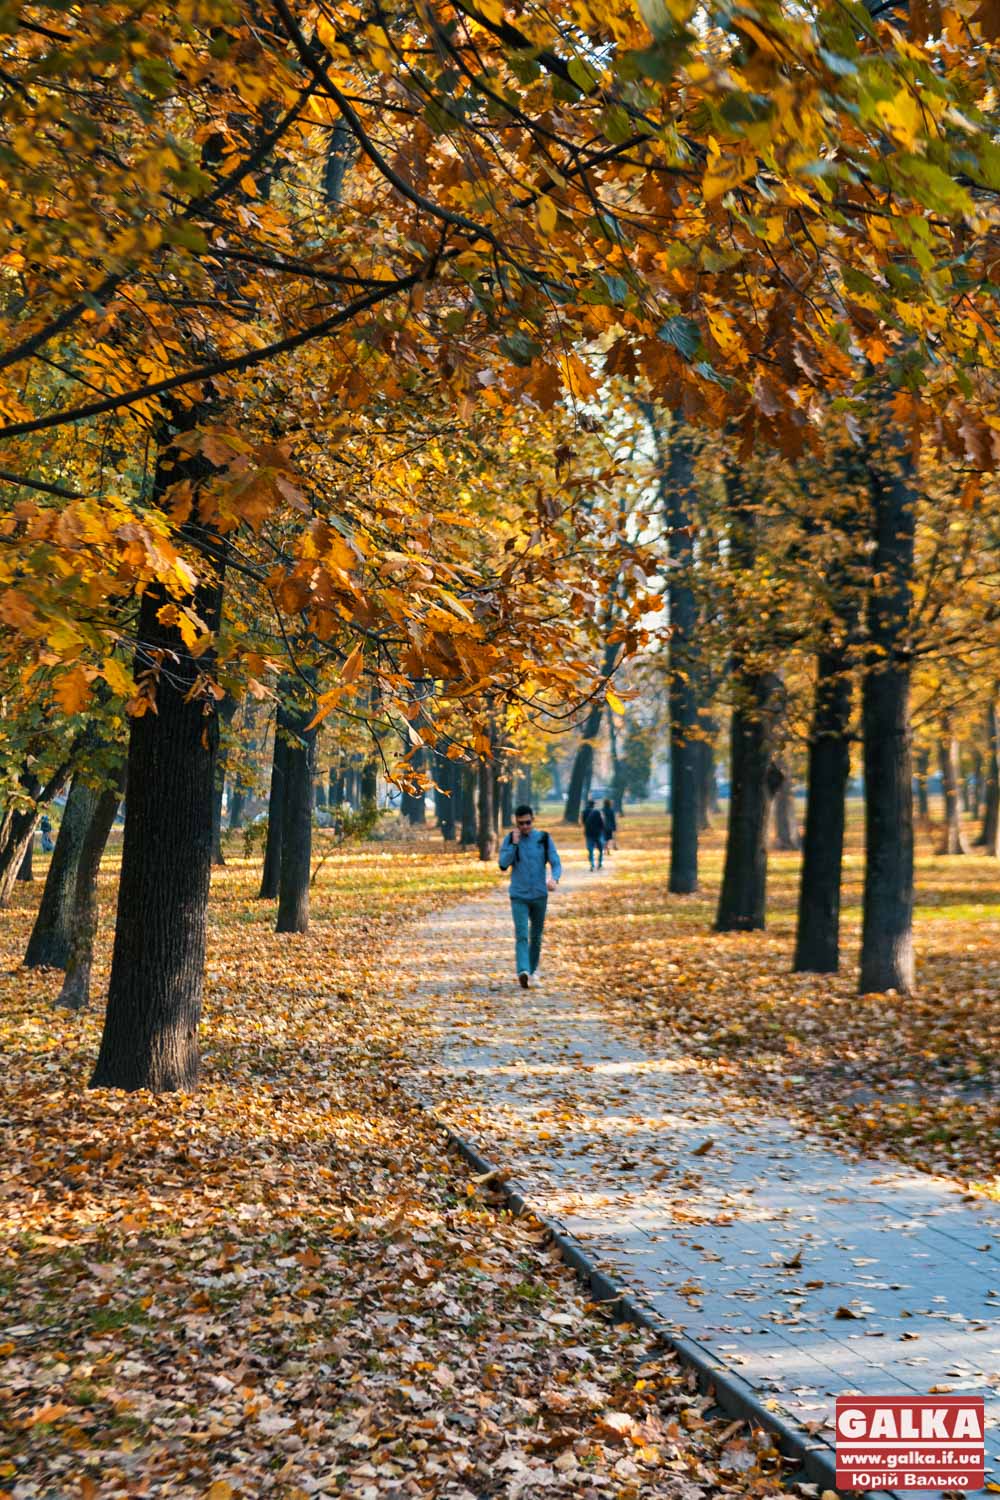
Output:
[397,854,1000,1488]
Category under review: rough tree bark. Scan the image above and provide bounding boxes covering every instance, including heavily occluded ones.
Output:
[25,774,99,968]
[17,838,33,882]
[57,771,126,1011]
[90,456,225,1091]
[715,466,781,932]
[859,419,916,996]
[715,672,783,931]
[276,691,317,935]
[794,649,853,972]
[657,419,700,894]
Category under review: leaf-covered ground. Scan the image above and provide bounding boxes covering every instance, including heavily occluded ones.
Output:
[2,833,791,1500]
[548,806,999,1192]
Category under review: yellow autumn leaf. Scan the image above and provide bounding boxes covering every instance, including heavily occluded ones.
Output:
[874,90,923,149]
[536,195,558,236]
[606,688,625,715]
[102,655,133,697]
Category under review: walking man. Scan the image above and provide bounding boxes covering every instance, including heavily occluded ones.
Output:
[498,804,561,989]
[582,798,606,870]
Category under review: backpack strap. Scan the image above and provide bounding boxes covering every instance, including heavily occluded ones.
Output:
[508,830,549,866]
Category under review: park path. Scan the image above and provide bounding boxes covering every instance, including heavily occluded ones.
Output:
[395,848,1000,1486]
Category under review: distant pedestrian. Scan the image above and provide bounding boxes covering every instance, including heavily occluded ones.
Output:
[498,804,561,989]
[581,798,606,870]
[39,814,53,853]
[602,798,618,854]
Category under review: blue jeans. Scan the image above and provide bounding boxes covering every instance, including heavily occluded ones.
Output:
[586,835,604,869]
[511,895,547,975]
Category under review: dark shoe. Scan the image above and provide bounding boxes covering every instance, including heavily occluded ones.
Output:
[518,971,529,989]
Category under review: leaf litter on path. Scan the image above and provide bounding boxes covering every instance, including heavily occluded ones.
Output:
[1,836,790,1499]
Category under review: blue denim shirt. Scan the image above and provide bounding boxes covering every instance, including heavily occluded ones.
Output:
[498,828,561,900]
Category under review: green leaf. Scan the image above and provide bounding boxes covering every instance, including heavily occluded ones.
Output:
[657,315,700,360]
[567,56,599,95]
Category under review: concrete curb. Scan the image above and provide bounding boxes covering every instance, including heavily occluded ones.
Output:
[413,1090,901,1500]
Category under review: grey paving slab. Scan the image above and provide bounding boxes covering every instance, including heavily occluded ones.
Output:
[397,860,1000,1489]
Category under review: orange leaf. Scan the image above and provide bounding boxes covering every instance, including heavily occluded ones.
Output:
[52,666,91,717]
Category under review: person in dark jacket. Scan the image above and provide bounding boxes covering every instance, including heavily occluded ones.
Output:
[581,798,606,870]
[602,798,617,855]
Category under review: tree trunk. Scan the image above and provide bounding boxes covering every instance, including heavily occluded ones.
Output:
[361,756,378,807]
[715,463,779,933]
[314,778,327,810]
[477,760,495,861]
[276,695,316,935]
[715,672,782,931]
[794,650,852,973]
[401,746,427,824]
[979,697,1000,855]
[228,786,247,831]
[17,837,34,882]
[0,761,73,906]
[90,509,224,1091]
[697,730,717,830]
[460,764,477,846]
[547,751,563,803]
[564,639,618,823]
[563,722,596,825]
[771,763,801,851]
[57,772,125,1011]
[914,745,931,822]
[969,749,983,821]
[499,773,513,828]
[859,423,916,996]
[937,723,967,854]
[434,751,456,840]
[211,775,226,866]
[25,775,98,968]
[211,694,237,866]
[663,425,700,894]
[258,721,287,899]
